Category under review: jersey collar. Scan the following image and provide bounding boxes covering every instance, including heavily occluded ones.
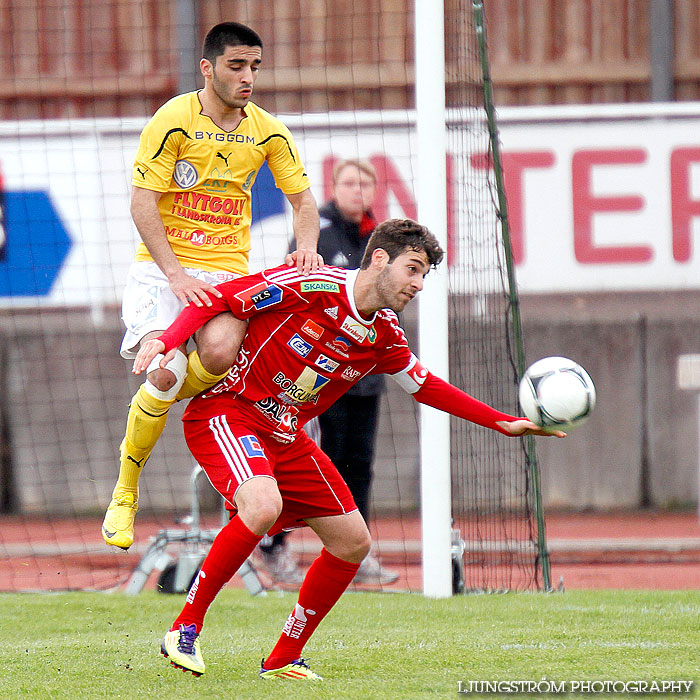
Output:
[345,268,377,324]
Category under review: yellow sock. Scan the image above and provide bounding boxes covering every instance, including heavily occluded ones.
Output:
[112,384,174,500]
[175,349,229,401]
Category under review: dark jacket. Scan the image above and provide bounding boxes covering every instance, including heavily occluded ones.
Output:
[290,199,384,397]
[315,200,376,269]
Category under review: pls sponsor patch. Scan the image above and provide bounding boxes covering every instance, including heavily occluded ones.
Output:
[235,282,283,311]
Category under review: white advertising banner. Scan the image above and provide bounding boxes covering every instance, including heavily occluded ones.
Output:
[1,103,700,308]
[495,105,700,293]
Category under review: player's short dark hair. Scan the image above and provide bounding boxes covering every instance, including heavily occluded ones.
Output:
[360,218,444,270]
[202,22,263,62]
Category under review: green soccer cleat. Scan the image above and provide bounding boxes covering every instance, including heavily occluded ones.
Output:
[101,493,138,550]
[161,624,205,677]
[259,657,323,680]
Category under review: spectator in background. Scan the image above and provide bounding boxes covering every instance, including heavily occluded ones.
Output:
[258,159,397,586]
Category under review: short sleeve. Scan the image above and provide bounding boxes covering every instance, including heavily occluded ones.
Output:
[132,103,187,192]
[264,121,310,195]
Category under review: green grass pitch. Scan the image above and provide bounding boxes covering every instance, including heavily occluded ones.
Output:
[2,589,697,699]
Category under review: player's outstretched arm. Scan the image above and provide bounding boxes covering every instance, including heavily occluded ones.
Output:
[409,371,565,438]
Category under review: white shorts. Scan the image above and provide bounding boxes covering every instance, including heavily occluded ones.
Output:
[120,261,239,358]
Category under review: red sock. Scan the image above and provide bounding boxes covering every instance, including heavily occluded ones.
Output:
[172,515,261,633]
[264,548,360,670]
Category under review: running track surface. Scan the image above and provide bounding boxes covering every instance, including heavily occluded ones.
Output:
[1,510,699,592]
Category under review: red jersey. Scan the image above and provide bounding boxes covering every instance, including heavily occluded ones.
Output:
[158,264,518,442]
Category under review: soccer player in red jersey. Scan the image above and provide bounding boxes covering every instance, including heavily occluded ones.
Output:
[134,218,563,680]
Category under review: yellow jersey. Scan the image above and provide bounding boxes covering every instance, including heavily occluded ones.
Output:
[131,92,310,274]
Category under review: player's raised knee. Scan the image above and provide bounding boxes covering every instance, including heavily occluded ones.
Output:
[196,316,247,374]
[197,344,237,375]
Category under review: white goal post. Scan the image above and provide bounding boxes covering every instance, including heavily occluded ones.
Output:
[415,0,453,598]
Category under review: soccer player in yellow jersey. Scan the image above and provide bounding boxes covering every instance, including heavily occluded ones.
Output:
[102,21,323,549]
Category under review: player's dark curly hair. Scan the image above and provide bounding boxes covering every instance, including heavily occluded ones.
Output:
[203,22,263,62]
[360,218,444,270]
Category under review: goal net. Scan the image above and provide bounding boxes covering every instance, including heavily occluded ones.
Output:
[0,0,544,593]
[445,1,545,592]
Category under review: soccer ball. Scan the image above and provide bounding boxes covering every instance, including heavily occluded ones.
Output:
[518,356,596,433]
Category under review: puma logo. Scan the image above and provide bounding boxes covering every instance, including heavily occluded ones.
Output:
[127,455,147,469]
[136,167,149,179]
[216,151,232,166]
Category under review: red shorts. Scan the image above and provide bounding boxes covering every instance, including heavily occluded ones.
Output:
[183,396,357,534]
